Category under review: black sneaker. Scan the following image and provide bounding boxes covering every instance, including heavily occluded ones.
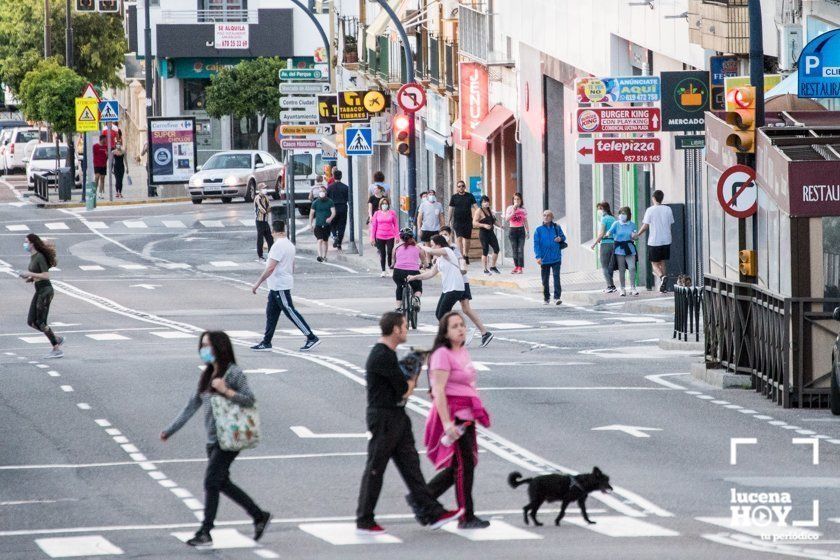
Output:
[458,516,491,529]
[490,267,500,274]
[300,338,321,351]
[186,531,212,547]
[251,342,272,351]
[428,508,464,530]
[56,336,65,347]
[555,299,562,305]
[254,511,271,541]
[316,256,323,262]
[480,331,494,347]
[659,276,668,293]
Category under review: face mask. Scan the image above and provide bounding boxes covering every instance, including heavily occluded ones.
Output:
[260,189,268,196]
[619,214,628,223]
[597,209,603,218]
[319,192,326,198]
[382,204,390,211]
[23,242,30,252]
[199,347,214,364]
[428,195,436,203]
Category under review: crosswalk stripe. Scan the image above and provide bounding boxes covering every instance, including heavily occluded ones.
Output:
[172,528,257,549]
[123,221,147,229]
[541,319,596,326]
[85,333,130,341]
[19,336,51,344]
[473,362,491,371]
[485,323,530,330]
[118,264,147,270]
[45,222,69,230]
[6,224,29,231]
[442,520,541,541]
[150,331,195,339]
[158,262,191,269]
[79,265,105,271]
[226,330,263,338]
[200,220,225,228]
[161,220,186,229]
[240,219,254,227]
[614,317,664,323]
[348,327,383,335]
[35,535,124,557]
[210,261,238,268]
[564,516,679,537]
[299,522,402,545]
[87,221,108,229]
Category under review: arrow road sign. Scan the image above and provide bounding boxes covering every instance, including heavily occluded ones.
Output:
[396,82,426,112]
[98,100,119,122]
[576,138,594,164]
[279,68,323,81]
[592,425,663,438]
[717,164,758,219]
[279,125,333,136]
[576,107,661,133]
[345,126,373,156]
[576,138,661,164]
[280,82,331,94]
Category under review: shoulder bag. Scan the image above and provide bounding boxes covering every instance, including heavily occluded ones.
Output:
[554,224,568,250]
[210,378,260,452]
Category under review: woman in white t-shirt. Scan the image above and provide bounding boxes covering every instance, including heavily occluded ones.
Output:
[407,235,465,320]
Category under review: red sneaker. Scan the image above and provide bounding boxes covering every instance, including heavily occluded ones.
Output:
[356,524,387,534]
[428,508,465,530]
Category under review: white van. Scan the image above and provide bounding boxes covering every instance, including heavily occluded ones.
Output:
[279,151,325,216]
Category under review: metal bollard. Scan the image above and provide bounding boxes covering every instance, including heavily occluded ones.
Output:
[85,181,97,211]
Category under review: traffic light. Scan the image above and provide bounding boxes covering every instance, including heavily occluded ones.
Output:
[739,250,756,276]
[393,114,410,156]
[97,0,120,13]
[725,86,756,154]
[76,0,95,11]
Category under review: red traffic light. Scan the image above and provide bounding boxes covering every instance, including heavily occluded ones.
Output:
[393,114,410,131]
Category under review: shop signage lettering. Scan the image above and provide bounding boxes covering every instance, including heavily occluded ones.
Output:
[574,76,661,103]
[459,62,488,141]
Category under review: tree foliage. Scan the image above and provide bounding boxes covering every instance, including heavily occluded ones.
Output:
[19,59,86,134]
[0,0,126,94]
[205,57,286,148]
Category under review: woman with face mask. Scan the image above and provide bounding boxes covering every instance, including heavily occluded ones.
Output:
[590,201,617,293]
[309,187,336,262]
[370,197,399,277]
[473,196,501,275]
[161,331,271,548]
[606,206,639,296]
[18,234,64,358]
[112,142,127,198]
[504,193,528,274]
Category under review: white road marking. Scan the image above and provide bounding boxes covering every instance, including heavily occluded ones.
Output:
[480,386,674,391]
[19,336,51,343]
[129,284,160,290]
[47,371,60,377]
[158,262,191,269]
[94,419,111,427]
[105,429,121,436]
[200,220,225,227]
[290,426,370,439]
[0,499,78,506]
[442,520,541,541]
[172,528,256,549]
[540,319,596,326]
[565,516,679,537]
[76,403,91,410]
[299,522,402,545]
[473,361,490,371]
[79,265,105,271]
[150,331,195,339]
[147,471,167,480]
[123,220,147,229]
[86,222,108,229]
[182,498,204,511]
[613,317,665,323]
[240,219,252,227]
[347,326,383,335]
[60,385,74,392]
[118,264,147,270]
[697,516,821,539]
[86,333,130,341]
[161,220,186,228]
[35,535,124,557]
[120,444,139,453]
[592,425,663,438]
[6,224,28,231]
[45,222,70,230]
[253,551,280,559]
[484,322,530,330]
[243,368,287,375]
[296,256,359,274]
[112,436,128,444]
[210,261,239,268]
[170,488,193,499]
[226,330,263,338]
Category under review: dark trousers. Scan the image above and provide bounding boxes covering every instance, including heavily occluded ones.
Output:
[201,443,262,533]
[356,408,444,526]
[375,238,394,271]
[436,290,465,320]
[427,423,477,521]
[540,261,562,301]
[255,220,273,259]
[28,286,57,345]
[331,205,348,246]
[114,168,125,194]
[509,227,526,268]
[262,289,316,344]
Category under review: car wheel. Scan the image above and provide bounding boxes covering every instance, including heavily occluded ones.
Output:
[191,197,203,205]
[298,205,311,217]
[244,180,255,203]
[221,197,233,204]
[831,361,840,415]
[272,177,281,200]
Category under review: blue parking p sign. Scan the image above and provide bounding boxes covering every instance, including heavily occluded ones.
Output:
[798,29,840,98]
[345,126,373,156]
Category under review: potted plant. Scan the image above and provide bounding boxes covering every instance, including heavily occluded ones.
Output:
[343,35,359,64]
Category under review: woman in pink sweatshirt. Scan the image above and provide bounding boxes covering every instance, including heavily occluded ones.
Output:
[369,197,399,277]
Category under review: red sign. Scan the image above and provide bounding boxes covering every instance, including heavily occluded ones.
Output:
[716,164,757,219]
[576,108,661,133]
[577,138,662,164]
[396,83,426,112]
[788,160,840,217]
[459,62,488,142]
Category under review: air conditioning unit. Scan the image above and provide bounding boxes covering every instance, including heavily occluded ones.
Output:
[779,24,803,71]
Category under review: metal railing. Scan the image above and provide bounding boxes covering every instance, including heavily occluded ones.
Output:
[160,9,258,24]
[673,286,703,342]
[33,172,51,202]
[458,4,488,62]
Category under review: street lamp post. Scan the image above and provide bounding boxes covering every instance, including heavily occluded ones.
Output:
[144,0,156,197]
[287,0,332,85]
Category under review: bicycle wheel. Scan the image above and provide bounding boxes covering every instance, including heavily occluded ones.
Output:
[409,300,418,330]
[402,283,412,326]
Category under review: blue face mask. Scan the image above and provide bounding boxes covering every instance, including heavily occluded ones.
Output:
[619,214,628,223]
[199,347,215,364]
[23,242,30,253]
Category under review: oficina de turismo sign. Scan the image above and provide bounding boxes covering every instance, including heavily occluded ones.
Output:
[798,29,840,98]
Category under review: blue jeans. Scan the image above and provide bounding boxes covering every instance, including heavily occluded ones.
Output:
[262,290,316,344]
[540,262,561,301]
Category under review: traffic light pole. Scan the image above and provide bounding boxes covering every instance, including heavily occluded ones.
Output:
[144,0,156,197]
[371,0,417,221]
[287,0,332,85]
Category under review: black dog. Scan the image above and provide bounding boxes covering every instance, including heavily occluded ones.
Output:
[508,468,613,527]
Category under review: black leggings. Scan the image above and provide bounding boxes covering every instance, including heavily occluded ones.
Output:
[392,268,422,301]
[201,444,262,533]
[435,290,465,320]
[509,227,526,267]
[479,229,500,256]
[427,423,477,521]
[28,286,58,345]
[375,238,394,271]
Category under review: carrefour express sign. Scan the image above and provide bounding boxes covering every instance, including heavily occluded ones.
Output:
[798,29,840,98]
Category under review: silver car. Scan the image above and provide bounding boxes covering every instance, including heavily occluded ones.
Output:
[187,150,282,204]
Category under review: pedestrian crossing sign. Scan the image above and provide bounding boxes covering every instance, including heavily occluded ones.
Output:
[98,100,119,122]
[75,97,99,132]
[344,126,373,156]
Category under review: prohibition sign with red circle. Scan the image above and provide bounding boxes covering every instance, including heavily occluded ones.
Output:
[716,164,758,219]
[396,82,427,112]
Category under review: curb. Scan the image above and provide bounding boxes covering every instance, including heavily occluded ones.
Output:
[690,362,752,389]
[659,338,704,352]
[33,197,192,209]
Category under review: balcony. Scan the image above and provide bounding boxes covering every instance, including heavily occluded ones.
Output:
[160,9,259,24]
[458,4,487,63]
[688,0,749,53]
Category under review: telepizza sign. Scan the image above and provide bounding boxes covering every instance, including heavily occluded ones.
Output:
[459,62,488,142]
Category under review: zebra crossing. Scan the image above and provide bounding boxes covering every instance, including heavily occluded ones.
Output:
[4,216,258,234]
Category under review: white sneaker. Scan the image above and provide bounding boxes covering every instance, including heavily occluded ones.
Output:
[620,289,627,297]
[380,271,387,277]
[630,290,639,296]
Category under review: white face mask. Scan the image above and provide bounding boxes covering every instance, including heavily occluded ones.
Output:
[597,209,603,218]
[260,189,268,196]
[619,214,628,223]
[382,204,390,211]
[428,195,436,203]
[319,191,326,198]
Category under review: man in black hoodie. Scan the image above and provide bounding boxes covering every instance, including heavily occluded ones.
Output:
[326,169,350,251]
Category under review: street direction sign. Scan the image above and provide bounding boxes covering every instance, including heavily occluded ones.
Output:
[575,76,660,103]
[75,98,99,132]
[98,100,119,122]
[280,96,318,109]
[576,138,661,164]
[280,139,322,150]
[280,82,331,94]
[717,164,758,218]
[279,68,323,81]
[345,126,373,156]
[279,125,333,136]
[280,106,319,118]
[576,107,660,133]
[396,82,426,112]
[675,135,706,150]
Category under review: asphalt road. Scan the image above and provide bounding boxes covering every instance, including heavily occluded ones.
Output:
[3,180,840,560]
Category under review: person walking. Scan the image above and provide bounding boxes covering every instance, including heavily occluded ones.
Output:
[161,331,271,547]
[608,207,639,296]
[424,311,492,529]
[504,192,528,274]
[253,184,273,262]
[408,235,466,321]
[473,196,501,275]
[111,141,127,198]
[533,210,566,305]
[418,190,445,267]
[19,234,64,358]
[369,170,391,197]
[356,312,463,534]
[448,180,477,264]
[250,220,321,352]
[590,201,617,293]
[392,228,423,312]
[326,169,350,251]
[370,197,399,277]
[92,134,108,197]
[309,186,336,263]
[367,183,386,224]
[634,189,674,293]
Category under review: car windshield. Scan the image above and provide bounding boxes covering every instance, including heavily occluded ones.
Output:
[33,146,69,159]
[202,153,252,170]
[15,130,40,143]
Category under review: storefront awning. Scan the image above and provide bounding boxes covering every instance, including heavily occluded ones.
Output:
[467,105,515,156]
[450,122,468,149]
[365,0,407,52]
[766,71,798,99]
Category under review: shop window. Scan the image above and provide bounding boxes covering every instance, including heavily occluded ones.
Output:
[823,216,840,299]
[602,165,621,215]
[232,115,260,150]
[183,80,208,111]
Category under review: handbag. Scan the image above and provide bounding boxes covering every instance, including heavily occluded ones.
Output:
[554,224,568,250]
[210,393,260,452]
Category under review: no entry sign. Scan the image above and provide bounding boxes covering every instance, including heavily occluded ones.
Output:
[576,138,662,164]
[576,108,661,133]
[717,164,757,218]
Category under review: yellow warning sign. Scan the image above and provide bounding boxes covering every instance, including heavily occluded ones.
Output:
[75,97,99,132]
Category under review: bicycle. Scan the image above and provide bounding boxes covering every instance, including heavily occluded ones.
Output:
[401,279,419,330]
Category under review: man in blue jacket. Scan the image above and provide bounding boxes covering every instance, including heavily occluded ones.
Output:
[533,210,566,305]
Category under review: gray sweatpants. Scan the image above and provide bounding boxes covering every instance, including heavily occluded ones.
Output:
[616,254,637,289]
[599,243,615,288]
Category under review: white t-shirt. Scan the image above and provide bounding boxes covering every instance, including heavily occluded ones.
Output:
[642,204,675,247]
[419,200,444,231]
[436,247,466,293]
[450,244,469,283]
[266,237,295,291]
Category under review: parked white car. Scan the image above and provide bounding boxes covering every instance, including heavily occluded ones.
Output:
[2,127,46,174]
[26,144,82,189]
[187,150,282,204]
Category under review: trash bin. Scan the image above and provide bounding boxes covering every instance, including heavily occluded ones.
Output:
[57,167,73,202]
[270,204,289,233]
[85,181,97,211]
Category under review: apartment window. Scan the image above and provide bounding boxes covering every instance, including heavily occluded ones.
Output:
[204,0,246,21]
[183,80,208,111]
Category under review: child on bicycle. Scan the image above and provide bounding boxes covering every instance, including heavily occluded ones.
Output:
[392,228,423,313]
